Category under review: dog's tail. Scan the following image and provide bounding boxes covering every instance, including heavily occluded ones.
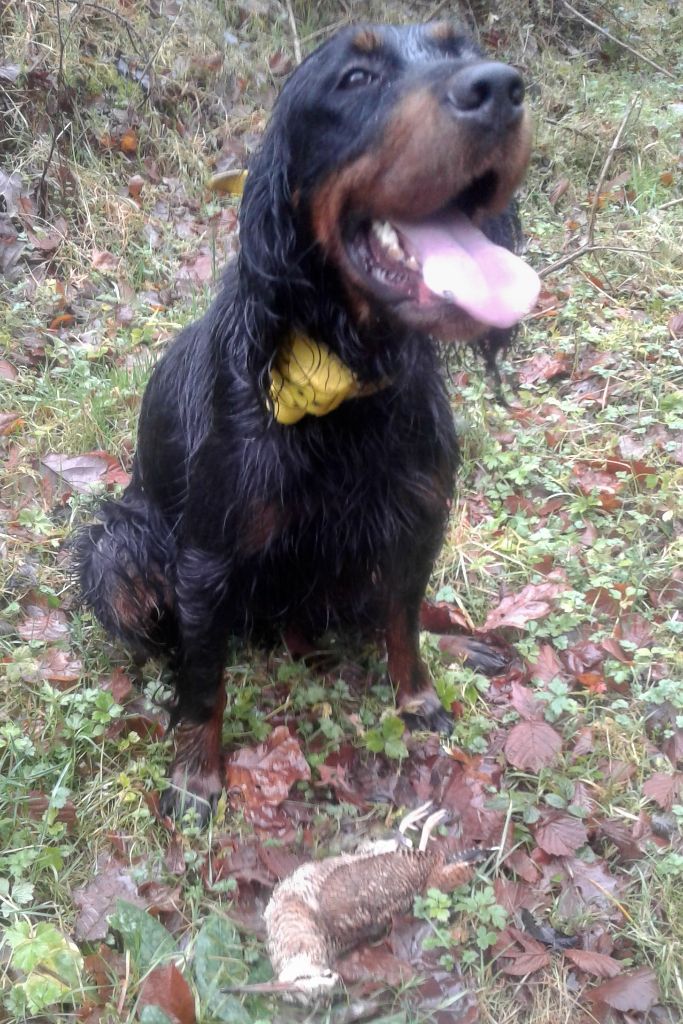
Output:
[74,491,177,658]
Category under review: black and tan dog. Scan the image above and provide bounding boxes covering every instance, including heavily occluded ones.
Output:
[76,23,539,821]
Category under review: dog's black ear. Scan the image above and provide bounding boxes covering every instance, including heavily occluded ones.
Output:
[228,121,311,385]
[239,135,298,296]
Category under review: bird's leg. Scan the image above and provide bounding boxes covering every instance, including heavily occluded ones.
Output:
[418,809,448,851]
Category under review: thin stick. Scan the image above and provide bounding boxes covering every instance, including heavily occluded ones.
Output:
[539,245,649,280]
[560,0,674,80]
[37,0,66,218]
[284,0,302,64]
[540,95,639,279]
[66,0,147,59]
[585,94,639,242]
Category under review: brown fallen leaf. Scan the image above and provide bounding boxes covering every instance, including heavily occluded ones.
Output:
[482,581,565,632]
[17,603,69,643]
[73,856,146,941]
[419,599,471,633]
[535,813,587,857]
[500,950,550,976]
[38,648,82,685]
[120,128,138,154]
[504,719,562,771]
[92,249,119,273]
[588,966,659,1012]
[337,945,413,988]
[40,451,130,493]
[564,947,621,978]
[643,771,683,811]
[668,311,683,339]
[518,351,571,386]
[226,726,311,824]
[0,359,17,380]
[0,412,22,435]
[139,963,196,1024]
[25,791,77,827]
[530,643,565,686]
[509,681,543,721]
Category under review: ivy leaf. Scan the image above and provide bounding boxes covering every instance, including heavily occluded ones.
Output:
[193,915,249,1023]
[110,901,176,975]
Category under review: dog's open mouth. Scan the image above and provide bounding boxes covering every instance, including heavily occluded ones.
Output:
[347,171,540,330]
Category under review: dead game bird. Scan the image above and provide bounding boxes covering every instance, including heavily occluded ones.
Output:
[264,802,490,1002]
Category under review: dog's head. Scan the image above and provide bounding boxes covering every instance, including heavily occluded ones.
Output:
[239,22,538,348]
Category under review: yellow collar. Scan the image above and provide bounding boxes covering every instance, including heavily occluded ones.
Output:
[269,333,384,425]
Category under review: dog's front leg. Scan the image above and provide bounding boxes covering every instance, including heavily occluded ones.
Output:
[385,591,453,736]
[159,547,231,823]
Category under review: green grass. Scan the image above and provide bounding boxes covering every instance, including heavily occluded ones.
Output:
[1,1,682,1022]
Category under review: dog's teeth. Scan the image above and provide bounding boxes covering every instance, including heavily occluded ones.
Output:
[371,220,404,262]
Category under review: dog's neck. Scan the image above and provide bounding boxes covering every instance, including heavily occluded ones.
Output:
[269,332,388,424]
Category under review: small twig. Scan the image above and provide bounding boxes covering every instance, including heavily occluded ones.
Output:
[544,117,594,140]
[301,18,349,45]
[540,95,639,280]
[539,245,650,280]
[560,0,674,80]
[65,0,147,60]
[585,95,639,243]
[660,196,683,211]
[37,0,66,218]
[134,1,184,108]
[284,0,302,64]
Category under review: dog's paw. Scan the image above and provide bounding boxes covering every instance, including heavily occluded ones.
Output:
[159,764,223,825]
[399,691,453,735]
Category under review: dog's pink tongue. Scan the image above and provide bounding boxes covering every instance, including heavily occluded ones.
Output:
[396,213,540,329]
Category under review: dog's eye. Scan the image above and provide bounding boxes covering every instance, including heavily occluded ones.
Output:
[338,67,377,89]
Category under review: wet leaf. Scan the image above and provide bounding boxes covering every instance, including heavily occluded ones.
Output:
[531,643,565,686]
[193,915,249,1022]
[0,411,22,434]
[564,948,622,978]
[614,612,653,649]
[420,599,472,633]
[534,813,587,856]
[38,648,82,684]
[338,945,413,987]
[109,900,176,974]
[139,963,196,1024]
[483,581,565,631]
[17,603,69,643]
[518,351,571,385]
[668,311,683,339]
[0,358,18,380]
[588,967,659,1011]
[92,249,119,272]
[120,128,138,154]
[643,771,683,811]
[510,681,542,721]
[504,719,562,771]
[74,857,146,942]
[500,950,550,975]
[226,725,310,823]
[40,451,129,493]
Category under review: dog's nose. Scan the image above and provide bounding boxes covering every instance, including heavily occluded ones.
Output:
[447,62,525,129]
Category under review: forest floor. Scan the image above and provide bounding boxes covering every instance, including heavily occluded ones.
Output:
[1,1,682,1022]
